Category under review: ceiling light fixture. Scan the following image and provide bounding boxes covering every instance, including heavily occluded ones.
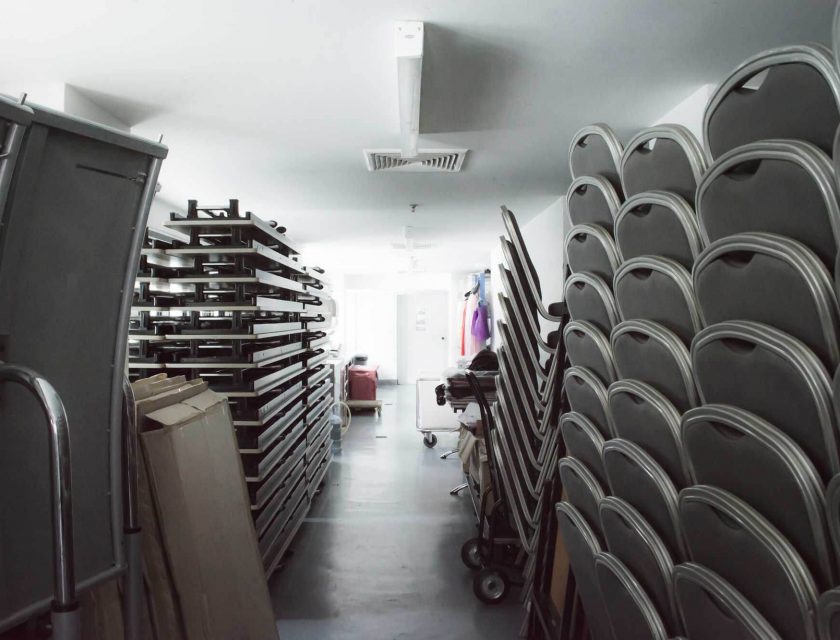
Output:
[395,20,423,158]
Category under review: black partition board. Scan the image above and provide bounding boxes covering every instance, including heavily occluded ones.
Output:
[0,121,162,626]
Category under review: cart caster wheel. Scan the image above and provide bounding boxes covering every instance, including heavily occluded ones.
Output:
[461,538,483,570]
[423,433,438,448]
[473,569,508,605]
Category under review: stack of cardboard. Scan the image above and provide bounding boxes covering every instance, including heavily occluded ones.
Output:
[83,374,279,640]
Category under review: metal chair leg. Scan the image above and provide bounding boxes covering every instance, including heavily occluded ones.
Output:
[439,449,458,460]
[449,482,469,496]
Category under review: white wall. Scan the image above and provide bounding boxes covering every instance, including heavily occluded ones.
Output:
[342,272,458,381]
[653,83,716,141]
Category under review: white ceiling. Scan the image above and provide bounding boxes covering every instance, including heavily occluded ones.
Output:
[0,0,836,273]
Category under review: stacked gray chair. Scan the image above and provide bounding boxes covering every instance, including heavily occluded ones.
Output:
[594,552,669,640]
[602,439,686,562]
[682,405,835,590]
[481,205,570,619]
[567,175,622,234]
[680,486,819,640]
[555,502,616,640]
[599,497,682,636]
[560,413,608,489]
[673,563,782,640]
[565,224,621,284]
[818,587,840,640]
[563,320,617,386]
[692,320,838,483]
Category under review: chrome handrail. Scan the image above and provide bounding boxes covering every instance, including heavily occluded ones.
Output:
[0,363,77,614]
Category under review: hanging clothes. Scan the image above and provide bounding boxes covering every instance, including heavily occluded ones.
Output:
[459,296,468,356]
[471,303,491,347]
[464,290,480,356]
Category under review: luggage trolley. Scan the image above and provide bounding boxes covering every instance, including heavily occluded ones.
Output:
[416,373,460,448]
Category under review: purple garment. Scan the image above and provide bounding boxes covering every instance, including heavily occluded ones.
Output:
[471,304,491,344]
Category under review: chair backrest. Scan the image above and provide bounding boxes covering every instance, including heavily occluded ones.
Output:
[696,140,840,268]
[594,552,669,640]
[0,103,167,628]
[825,473,840,582]
[565,224,621,283]
[569,123,625,197]
[555,502,616,640]
[704,44,840,159]
[560,412,609,489]
[673,563,782,640]
[501,206,542,298]
[607,378,690,488]
[599,496,682,637]
[692,320,838,482]
[693,232,840,369]
[559,456,608,541]
[564,320,617,386]
[679,485,819,640]
[818,587,840,640]
[602,439,686,560]
[620,125,707,205]
[614,191,703,270]
[567,175,622,233]
[614,256,703,345]
[565,272,620,336]
[682,404,834,590]
[611,319,698,413]
[564,366,614,438]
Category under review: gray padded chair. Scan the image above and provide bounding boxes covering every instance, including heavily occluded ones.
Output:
[696,140,840,268]
[564,320,617,386]
[565,272,620,336]
[555,502,616,640]
[827,473,840,581]
[564,366,614,439]
[558,456,608,542]
[560,412,608,489]
[619,125,707,205]
[679,486,819,640]
[599,497,682,637]
[818,588,840,640]
[614,191,703,270]
[692,320,838,482]
[611,320,699,414]
[614,256,703,345]
[673,563,782,640]
[608,379,690,488]
[602,439,687,561]
[704,44,840,159]
[694,232,840,369]
[565,224,621,283]
[682,404,835,590]
[567,175,622,233]
[569,123,625,197]
[594,552,669,640]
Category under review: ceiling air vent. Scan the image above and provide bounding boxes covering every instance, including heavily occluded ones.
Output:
[363,149,469,173]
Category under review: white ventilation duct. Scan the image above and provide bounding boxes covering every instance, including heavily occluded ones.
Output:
[395,21,423,158]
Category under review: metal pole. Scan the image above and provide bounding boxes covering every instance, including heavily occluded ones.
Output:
[0,363,80,640]
[121,377,142,640]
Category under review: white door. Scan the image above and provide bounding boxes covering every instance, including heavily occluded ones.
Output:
[397,290,449,384]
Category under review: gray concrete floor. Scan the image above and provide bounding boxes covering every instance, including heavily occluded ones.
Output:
[270,385,523,639]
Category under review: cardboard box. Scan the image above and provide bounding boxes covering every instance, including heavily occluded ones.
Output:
[141,387,278,640]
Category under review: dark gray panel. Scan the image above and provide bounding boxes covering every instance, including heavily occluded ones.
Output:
[567,175,621,233]
[564,320,616,386]
[0,109,165,627]
[594,553,668,640]
[565,272,618,336]
[560,413,608,489]
[565,224,619,283]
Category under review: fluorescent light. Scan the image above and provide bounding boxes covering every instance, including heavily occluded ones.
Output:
[395,21,423,158]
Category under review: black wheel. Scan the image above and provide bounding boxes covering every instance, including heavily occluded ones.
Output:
[461,538,483,570]
[423,433,438,448]
[473,569,508,605]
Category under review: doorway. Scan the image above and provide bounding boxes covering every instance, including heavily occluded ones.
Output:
[396,290,449,384]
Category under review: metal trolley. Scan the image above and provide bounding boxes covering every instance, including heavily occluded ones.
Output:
[415,373,460,448]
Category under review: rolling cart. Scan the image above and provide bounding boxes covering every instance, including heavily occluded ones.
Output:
[416,374,460,448]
